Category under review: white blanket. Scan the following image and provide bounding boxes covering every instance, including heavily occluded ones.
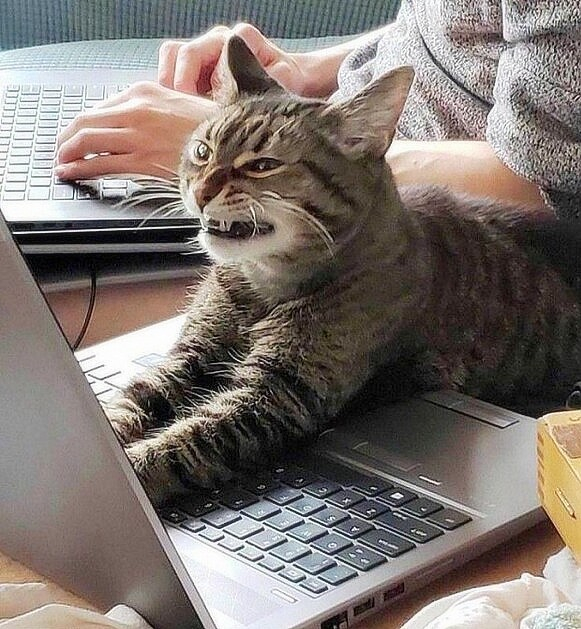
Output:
[0,582,152,628]
[1,548,579,628]
[402,548,581,629]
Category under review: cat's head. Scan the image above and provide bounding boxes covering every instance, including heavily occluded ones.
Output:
[180,36,414,266]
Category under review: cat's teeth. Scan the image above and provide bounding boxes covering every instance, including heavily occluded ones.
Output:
[220,220,228,232]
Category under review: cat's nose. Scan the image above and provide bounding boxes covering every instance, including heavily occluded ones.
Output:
[194,169,230,210]
[194,183,218,210]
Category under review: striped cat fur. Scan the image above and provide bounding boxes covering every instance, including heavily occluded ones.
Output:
[107,36,581,505]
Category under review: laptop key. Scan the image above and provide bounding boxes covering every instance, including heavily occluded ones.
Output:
[242,475,280,495]
[334,517,374,539]
[265,511,303,532]
[351,478,393,496]
[84,365,121,380]
[259,556,285,573]
[303,479,342,498]
[295,552,336,575]
[278,467,318,489]
[360,529,415,557]
[265,486,303,505]
[327,490,365,509]
[287,496,325,516]
[319,565,358,586]
[224,518,264,540]
[377,487,418,507]
[311,507,349,527]
[219,487,258,510]
[77,356,104,373]
[201,508,241,529]
[403,497,443,518]
[2,191,25,200]
[427,508,472,530]
[238,547,264,562]
[350,500,389,520]
[288,522,327,543]
[336,545,386,571]
[311,533,352,555]
[180,495,217,518]
[199,528,224,543]
[180,519,205,534]
[279,567,306,583]
[241,501,281,521]
[90,381,112,396]
[28,188,50,201]
[52,185,75,200]
[248,530,287,551]
[218,536,245,552]
[159,508,187,525]
[300,577,328,594]
[270,540,311,563]
[376,511,443,543]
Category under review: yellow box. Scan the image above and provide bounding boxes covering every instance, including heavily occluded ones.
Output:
[538,410,581,564]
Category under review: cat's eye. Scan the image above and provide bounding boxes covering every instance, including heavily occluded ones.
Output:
[191,140,212,164]
[243,158,285,177]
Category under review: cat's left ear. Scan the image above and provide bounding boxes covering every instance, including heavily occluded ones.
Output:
[213,35,283,105]
[323,66,415,158]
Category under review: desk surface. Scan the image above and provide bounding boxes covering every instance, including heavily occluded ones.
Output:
[1,521,562,628]
[7,276,561,628]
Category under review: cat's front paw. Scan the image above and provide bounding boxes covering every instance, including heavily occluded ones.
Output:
[126,439,185,507]
[104,398,147,445]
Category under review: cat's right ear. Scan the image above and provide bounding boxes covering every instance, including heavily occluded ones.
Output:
[213,35,283,105]
[323,66,415,158]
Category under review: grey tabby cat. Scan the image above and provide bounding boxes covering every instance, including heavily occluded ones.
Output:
[108,36,581,506]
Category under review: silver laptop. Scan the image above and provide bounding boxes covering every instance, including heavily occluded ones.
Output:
[0,209,544,629]
[0,67,198,254]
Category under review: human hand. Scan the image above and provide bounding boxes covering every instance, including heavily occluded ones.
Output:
[56,81,219,180]
[158,22,311,97]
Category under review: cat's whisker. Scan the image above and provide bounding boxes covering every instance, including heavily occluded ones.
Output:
[247,203,260,237]
[132,200,187,229]
[147,162,180,180]
[266,197,335,256]
[182,239,207,255]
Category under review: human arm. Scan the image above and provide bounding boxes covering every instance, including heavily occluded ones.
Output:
[387,140,547,210]
[485,1,581,219]
[158,22,388,99]
[55,83,219,180]
[56,24,386,180]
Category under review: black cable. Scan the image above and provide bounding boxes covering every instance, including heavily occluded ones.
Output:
[73,268,97,351]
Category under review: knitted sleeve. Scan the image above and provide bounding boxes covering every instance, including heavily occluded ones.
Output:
[486,2,581,219]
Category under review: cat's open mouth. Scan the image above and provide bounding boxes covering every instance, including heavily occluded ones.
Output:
[204,218,274,239]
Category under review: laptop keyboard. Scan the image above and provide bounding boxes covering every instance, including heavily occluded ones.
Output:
[0,83,131,202]
[76,351,473,597]
[162,465,472,597]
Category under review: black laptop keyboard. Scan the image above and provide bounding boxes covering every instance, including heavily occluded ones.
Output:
[0,83,130,202]
[77,351,473,597]
[162,465,472,597]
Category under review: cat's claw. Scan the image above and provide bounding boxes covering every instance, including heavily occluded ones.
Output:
[104,399,146,445]
[126,439,186,507]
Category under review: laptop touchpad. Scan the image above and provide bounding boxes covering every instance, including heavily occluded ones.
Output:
[174,538,281,626]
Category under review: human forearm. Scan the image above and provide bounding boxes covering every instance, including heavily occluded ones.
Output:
[293,27,387,98]
[387,140,547,210]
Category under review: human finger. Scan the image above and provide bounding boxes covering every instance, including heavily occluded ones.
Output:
[57,127,136,165]
[54,153,145,180]
[56,152,179,181]
[230,23,279,68]
[173,25,231,94]
[158,40,182,88]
